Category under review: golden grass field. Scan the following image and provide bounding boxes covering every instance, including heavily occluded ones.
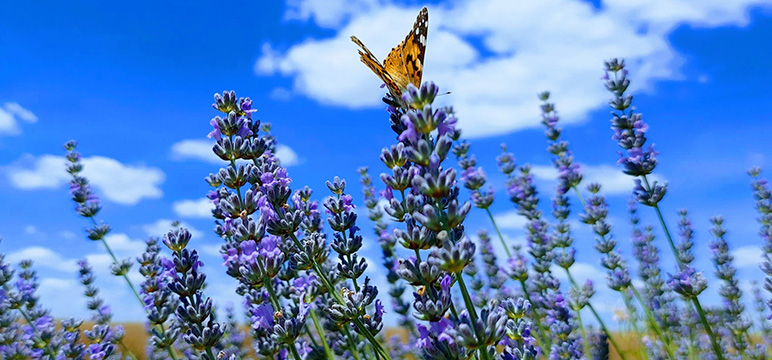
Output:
[113,323,639,359]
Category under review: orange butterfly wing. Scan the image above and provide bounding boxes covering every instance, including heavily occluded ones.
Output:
[351,35,403,99]
[352,7,428,98]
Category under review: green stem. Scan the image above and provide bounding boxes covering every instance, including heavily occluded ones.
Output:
[205,348,217,360]
[565,271,626,360]
[258,265,281,310]
[640,175,724,360]
[288,342,303,360]
[117,339,139,360]
[572,187,587,207]
[342,326,364,360]
[336,193,360,294]
[640,176,683,270]
[259,264,308,359]
[304,324,320,347]
[484,207,512,258]
[621,292,647,359]
[88,218,177,360]
[518,279,549,350]
[95,232,144,307]
[310,309,336,360]
[567,186,631,359]
[574,306,592,358]
[170,247,219,360]
[287,232,392,360]
[158,323,178,360]
[629,286,676,360]
[691,298,726,360]
[454,272,493,360]
[586,302,624,359]
[18,308,57,359]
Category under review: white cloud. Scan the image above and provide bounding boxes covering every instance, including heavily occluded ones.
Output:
[284,0,379,28]
[5,247,78,272]
[103,233,147,256]
[84,253,115,270]
[200,244,224,257]
[171,138,299,167]
[553,262,607,285]
[171,139,219,164]
[5,154,164,205]
[37,278,82,311]
[602,0,769,29]
[142,219,204,239]
[79,156,165,205]
[39,277,78,291]
[269,87,293,101]
[6,154,69,189]
[732,245,763,268]
[7,243,150,322]
[24,225,38,235]
[58,230,77,239]
[530,163,666,195]
[257,0,771,138]
[173,197,215,219]
[492,210,529,230]
[0,102,37,135]
[275,144,300,167]
[470,230,526,263]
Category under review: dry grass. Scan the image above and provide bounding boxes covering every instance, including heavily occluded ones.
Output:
[110,323,642,359]
[117,323,149,357]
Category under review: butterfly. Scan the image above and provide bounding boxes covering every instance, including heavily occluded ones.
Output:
[351,7,428,101]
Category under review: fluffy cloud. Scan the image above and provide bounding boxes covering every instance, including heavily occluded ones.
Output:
[275,144,300,167]
[731,245,763,268]
[530,163,665,195]
[5,247,78,272]
[171,139,300,166]
[492,210,529,230]
[258,0,770,138]
[8,237,161,322]
[0,102,37,136]
[142,219,204,239]
[5,154,68,189]
[284,0,379,28]
[103,233,148,256]
[5,154,164,205]
[171,139,218,163]
[173,197,215,219]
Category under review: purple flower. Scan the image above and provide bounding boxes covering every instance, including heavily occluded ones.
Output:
[208,117,223,140]
[398,115,419,143]
[667,266,707,298]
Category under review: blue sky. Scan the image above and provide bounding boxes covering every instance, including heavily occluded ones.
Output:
[1,0,772,327]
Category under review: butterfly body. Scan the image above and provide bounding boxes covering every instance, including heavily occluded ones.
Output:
[351,7,428,100]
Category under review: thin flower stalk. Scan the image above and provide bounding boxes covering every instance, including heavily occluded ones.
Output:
[537,92,630,359]
[378,82,506,360]
[207,91,383,359]
[603,58,724,360]
[77,259,136,360]
[358,167,416,335]
[709,217,757,357]
[750,282,772,346]
[454,142,510,258]
[12,260,60,359]
[63,141,179,360]
[749,168,772,316]
[162,228,226,360]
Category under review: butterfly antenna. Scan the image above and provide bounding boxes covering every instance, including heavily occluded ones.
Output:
[438,91,452,96]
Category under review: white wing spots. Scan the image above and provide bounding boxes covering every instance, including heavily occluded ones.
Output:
[420,35,426,45]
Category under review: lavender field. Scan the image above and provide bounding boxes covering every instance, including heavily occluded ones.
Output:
[2,1,772,360]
